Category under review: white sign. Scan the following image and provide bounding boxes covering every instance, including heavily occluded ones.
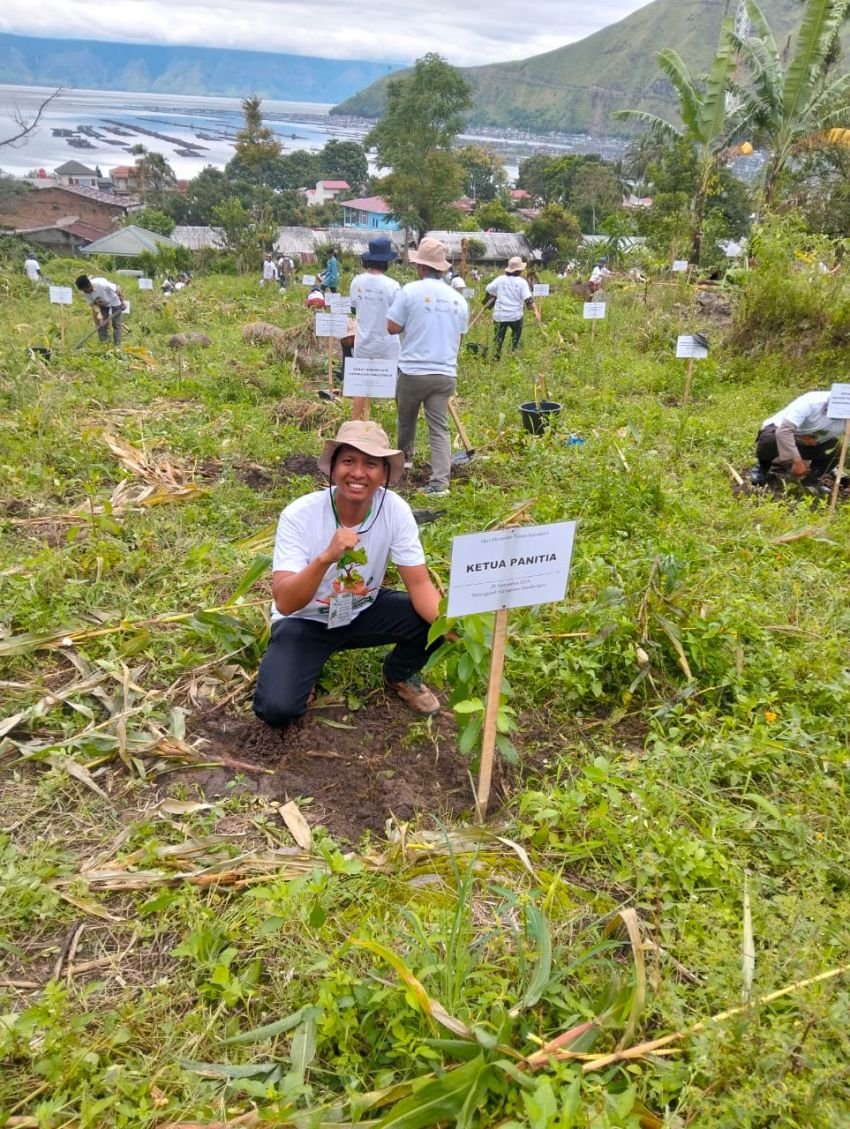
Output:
[828,383,850,420]
[315,312,350,338]
[447,522,576,618]
[463,288,476,299]
[676,335,708,359]
[532,283,550,297]
[138,277,154,290]
[122,300,131,315]
[326,294,350,314]
[672,260,689,273]
[302,274,317,286]
[343,358,397,398]
[583,302,607,320]
[49,285,73,305]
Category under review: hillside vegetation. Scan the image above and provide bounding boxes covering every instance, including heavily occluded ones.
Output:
[2,231,850,1125]
[333,0,839,132]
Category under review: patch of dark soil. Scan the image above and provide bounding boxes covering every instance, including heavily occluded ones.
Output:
[237,463,276,490]
[732,469,849,503]
[281,453,322,479]
[178,695,477,843]
[0,498,29,517]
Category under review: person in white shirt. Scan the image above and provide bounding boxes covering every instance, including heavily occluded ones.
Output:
[589,259,612,293]
[24,253,42,282]
[484,256,540,359]
[386,237,469,497]
[751,391,846,486]
[261,254,278,286]
[348,236,401,422]
[74,274,126,345]
[253,420,444,727]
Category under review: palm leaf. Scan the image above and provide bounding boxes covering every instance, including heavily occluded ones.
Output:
[612,110,682,143]
[697,19,737,148]
[783,0,850,122]
[744,0,780,65]
[656,49,701,137]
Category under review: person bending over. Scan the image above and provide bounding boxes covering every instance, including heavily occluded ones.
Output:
[253,421,444,727]
[75,274,126,346]
[751,390,845,487]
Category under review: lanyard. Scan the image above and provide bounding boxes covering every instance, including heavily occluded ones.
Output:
[329,488,374,535]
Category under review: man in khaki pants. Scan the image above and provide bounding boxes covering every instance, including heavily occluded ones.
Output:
[386,237,469,497]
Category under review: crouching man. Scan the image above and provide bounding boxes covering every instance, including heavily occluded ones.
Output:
[751,390,845,487]
[253,421,444,727]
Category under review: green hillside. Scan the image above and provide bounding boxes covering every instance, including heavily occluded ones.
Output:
[332,0,827,133]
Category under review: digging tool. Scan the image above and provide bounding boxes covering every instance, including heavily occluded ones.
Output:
[448,397,476,465]
[73,310,118,350]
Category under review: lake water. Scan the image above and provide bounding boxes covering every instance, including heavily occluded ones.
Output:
[0,83,625,183]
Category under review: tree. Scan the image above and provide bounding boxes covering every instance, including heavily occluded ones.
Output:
[517,154,557,202]
[1,88,61,148]
[571,162,624,233]
[129,145,177,203]
[320,140,368,189]
[122,207,175,236]
[728,0,850,206]
[234,96,282,184]
[366,53,472,231]
[474,199,518,232]
[211,197,275,274]
[525,204,582,263]
[614,19,739,262]
[456,145,507,202]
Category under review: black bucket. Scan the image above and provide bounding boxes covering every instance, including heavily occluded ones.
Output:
[520,400,562,435]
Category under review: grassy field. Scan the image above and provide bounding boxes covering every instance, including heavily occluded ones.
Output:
[2,247,850,1128]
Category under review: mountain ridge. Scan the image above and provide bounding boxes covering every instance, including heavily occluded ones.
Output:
[0,32,402,104]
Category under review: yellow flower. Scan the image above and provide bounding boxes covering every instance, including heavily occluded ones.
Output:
[764,710,778,723]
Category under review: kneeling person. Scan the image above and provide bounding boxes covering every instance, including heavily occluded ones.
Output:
[752,390,845,486]
[254,421,443,727]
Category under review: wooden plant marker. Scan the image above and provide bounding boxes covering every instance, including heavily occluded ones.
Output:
[314,311,349,397]
[675,335,709,405]
[583,300,606,344]
[49,285,73,345]
[827,383,850,515]
[446,521,577,819]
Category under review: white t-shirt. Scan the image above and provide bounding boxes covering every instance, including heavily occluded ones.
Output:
[350,271,401,360]
[82,278,122,309]
[262,260,278,280]
[271,488,425,624]
[386,278,469,378]
[24,257,40,281]
[762,391,846,443]
[486,274,532,322]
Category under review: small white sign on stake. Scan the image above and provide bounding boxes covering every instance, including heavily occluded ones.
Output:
[583,302,607,320]
[122,300,131,315]
[343,358,397,399]
[49,285,73,305]
[314,312,349,338]
[447,521,576,619]
[302,274,317,286]
[326,293,350,314]
[827,382,850,419]
[138,277,154,290]
[532,283,550,297]
[672,260,689,273]
[463,288,476,299]
[676,335,708,359]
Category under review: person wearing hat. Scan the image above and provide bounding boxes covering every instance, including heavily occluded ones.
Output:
[386,237,469,497]
[348,236,401,421]
[483,256,540,360]
[253,420,444,727]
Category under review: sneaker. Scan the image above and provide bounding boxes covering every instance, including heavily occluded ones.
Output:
[419,484,450,497]
[750,466,769,486]
[383,673,441,716]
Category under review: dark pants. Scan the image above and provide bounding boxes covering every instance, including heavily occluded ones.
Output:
[253,589,440,728]
[494,318,524,358]
[756,424,839,476]
[97,305,122,346]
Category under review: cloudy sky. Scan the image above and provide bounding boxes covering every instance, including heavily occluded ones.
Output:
[1,1,656,67]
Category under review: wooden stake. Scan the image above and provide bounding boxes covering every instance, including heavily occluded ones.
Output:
[59,304,65,345]
[476,607,509,820]
[829,418,850,515]
[327,337,334,395]
[590,318,596,344]
[683,357,695,405]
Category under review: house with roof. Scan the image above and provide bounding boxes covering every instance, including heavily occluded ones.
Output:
[341,196,399,231]
[12,218,110,254]
[424,230,533,267]
[0,184,140,246]
[302,179,350,207]
[81,224,180,258]
[54,160,101,188]
[109,166,137,195]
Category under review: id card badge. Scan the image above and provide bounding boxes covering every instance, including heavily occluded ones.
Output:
[327,592,354,629]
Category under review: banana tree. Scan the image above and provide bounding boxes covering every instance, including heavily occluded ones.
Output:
[727,0,850,207]
[614,18,738,264]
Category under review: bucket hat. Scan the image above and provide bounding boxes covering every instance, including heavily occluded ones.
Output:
[506,255,527,273]
[409,237,451,273]
[318,420,405,484]
[364,235,398,263]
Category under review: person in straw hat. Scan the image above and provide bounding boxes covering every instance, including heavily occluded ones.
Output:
[386,236,469,497]
[483,255,540,360]
[253,420,444,726]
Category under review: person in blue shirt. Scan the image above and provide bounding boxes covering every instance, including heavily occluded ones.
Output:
[320,248,340,294]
